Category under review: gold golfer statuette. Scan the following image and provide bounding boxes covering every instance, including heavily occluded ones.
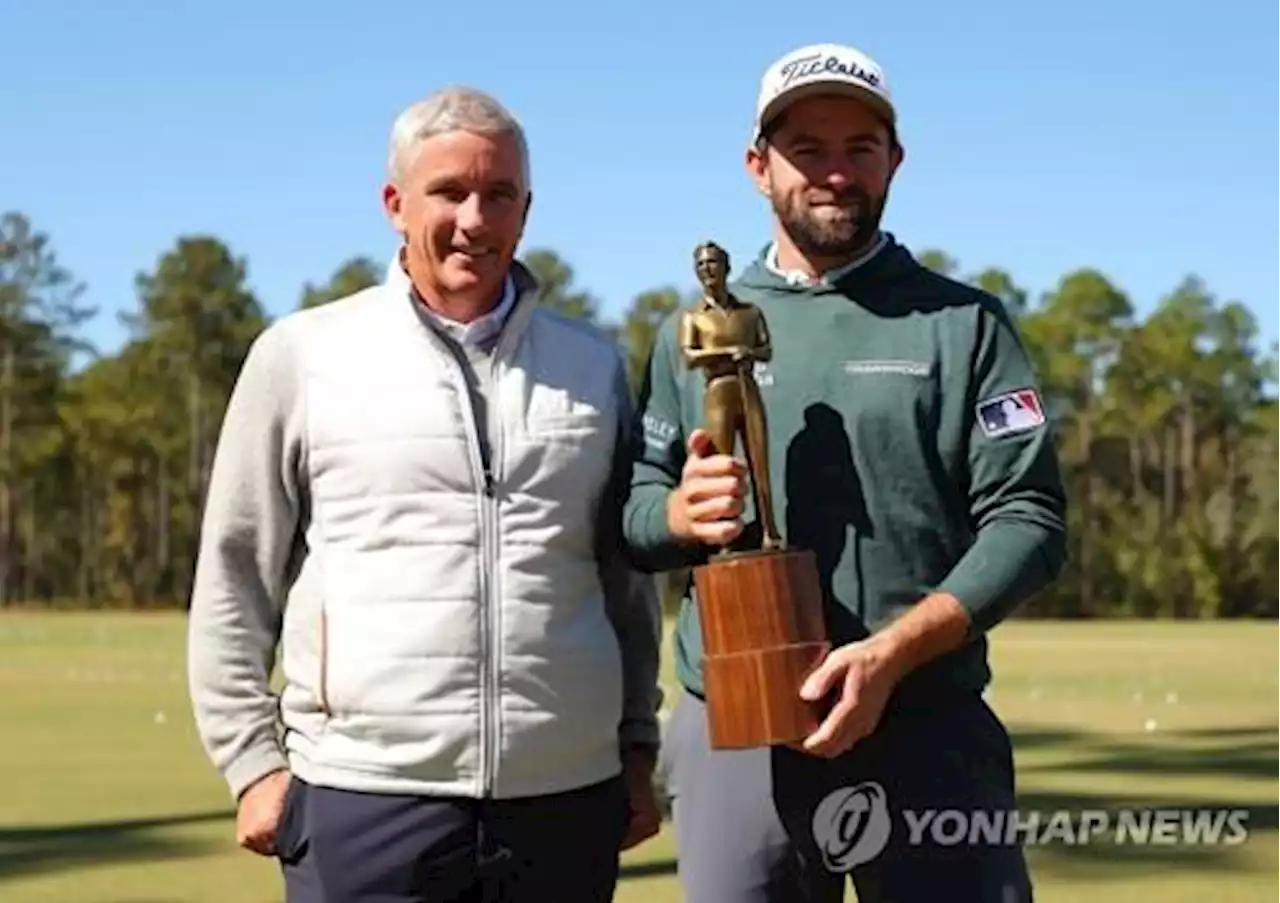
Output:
[678,241,782,551]
[679,240,830,751]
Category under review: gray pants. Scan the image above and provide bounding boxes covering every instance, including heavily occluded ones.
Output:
[274,773,629,902]
[661,690,1033,903]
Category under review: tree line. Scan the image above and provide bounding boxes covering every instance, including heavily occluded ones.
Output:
[1,210,1275,618]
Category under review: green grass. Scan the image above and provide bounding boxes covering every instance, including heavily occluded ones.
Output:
[0,614,1274,902]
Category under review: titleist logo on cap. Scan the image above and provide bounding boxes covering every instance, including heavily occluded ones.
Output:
[777,53,882,90]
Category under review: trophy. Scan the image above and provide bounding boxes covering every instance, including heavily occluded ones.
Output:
[680,241,831,750]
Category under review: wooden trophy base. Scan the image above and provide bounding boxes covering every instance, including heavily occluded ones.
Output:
[693,546,830,750]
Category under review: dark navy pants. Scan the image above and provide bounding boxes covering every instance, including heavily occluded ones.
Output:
[662,690,1034,903]
[274,772,629,902]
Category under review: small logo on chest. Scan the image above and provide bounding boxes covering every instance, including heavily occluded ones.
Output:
[842,359,932,377]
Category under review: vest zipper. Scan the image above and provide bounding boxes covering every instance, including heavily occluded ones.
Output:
[484,346,508,798]
[478,330,515,797]
[448,361,496,797]
[318,606,330,716]
[417,287,527,799]
[441,332,518,799]
[481,466,499,797]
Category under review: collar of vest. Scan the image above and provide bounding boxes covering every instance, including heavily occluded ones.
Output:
[384,253,543,353]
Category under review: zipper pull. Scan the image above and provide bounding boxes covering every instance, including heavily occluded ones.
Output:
[483,470,496,497]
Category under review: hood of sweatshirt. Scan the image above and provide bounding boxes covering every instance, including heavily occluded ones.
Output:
[732,232,933,311]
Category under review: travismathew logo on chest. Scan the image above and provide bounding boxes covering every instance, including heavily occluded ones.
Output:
[843,360,931,377]
[779,53,882,91]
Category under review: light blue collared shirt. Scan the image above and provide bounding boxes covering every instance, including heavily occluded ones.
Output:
[392,243,518,350]
[416,274,517,349]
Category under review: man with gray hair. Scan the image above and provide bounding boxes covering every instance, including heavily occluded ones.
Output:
[187,84,663,902]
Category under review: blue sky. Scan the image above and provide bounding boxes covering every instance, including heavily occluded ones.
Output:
[4,0,1277,359]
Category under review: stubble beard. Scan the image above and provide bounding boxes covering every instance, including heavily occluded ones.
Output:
[771,180,884,261]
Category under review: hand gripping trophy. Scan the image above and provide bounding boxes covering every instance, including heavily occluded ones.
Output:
[679,241,831,750]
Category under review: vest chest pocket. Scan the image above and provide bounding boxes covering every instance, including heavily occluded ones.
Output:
[508,408,613,487]
[500,404,615,541]
[527,410,606,440]
[518,378,615,447]
[494,346,620,510]
[521,380,610,435]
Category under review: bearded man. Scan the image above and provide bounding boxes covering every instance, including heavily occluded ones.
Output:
[622,43,1068,903]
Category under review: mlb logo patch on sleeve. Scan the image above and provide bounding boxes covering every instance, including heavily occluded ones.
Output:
[977,389,1045,438]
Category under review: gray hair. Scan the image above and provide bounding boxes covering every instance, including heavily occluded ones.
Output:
[387,86,531,192]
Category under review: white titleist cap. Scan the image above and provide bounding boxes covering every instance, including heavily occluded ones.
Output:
[752,43,896,142]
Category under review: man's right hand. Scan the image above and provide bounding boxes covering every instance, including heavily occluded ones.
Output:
[236,768,291,856]
[667,429,748,546]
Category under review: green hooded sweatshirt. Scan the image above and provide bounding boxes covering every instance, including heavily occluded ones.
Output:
[621,235,1068,707]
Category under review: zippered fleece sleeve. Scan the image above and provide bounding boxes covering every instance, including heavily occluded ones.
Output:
[938,299,1068,637]
[598,362,665,750]
[187,321,307,800]
[620,316,710,573]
